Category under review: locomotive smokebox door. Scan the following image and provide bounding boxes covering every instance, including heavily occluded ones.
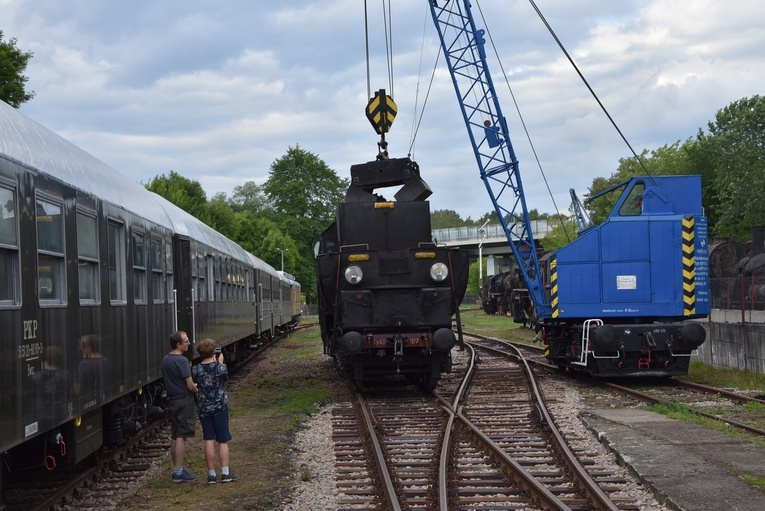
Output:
[338,202,431,251]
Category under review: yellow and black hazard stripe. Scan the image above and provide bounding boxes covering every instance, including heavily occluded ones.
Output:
[550,255,559,318]
[682,216,697,315]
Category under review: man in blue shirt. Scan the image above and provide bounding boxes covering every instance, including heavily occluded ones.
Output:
[162,331,199,482]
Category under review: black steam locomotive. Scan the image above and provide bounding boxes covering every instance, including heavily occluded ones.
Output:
[316,157,469,389]
[0,100,300,491]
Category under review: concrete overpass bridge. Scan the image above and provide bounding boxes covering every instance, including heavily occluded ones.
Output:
[431,220,551,275]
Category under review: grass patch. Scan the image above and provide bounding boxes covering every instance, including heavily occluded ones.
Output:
[117,326,336,511]
[682,361,765,393]
[644,402,765,448]
[458,307,537,343]
[740,473,765,491]
[278,387,331,415]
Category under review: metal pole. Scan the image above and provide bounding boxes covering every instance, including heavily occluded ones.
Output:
[478,220,489,289]
[278,248,288,272]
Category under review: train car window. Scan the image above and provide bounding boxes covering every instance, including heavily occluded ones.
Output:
[261,278,269,312]
[222,260,228,302]
[214,257,221,302]
[207,256,214,301]
[245,269,251,302]
[132,231,147,303]
[197,253,207,301]
[108,220,127,303]
[151,237,164,303]
[226,261,232,302]
[36,197,66,305]
[165,241,174,303]
[77,210,100,303]
[0,185,19,305]
[235,265,240,302]
[190,250,198,302]
[227,262,232,302]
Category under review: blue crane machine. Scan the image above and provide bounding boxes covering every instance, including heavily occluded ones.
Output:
[427,0,710,376]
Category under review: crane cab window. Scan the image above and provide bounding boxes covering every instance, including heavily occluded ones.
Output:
[77,210,100,303]
[37,197,66,305]
[619,181,646,216]
[0,185,19,305]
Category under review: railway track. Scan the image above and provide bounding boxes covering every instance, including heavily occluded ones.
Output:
[6,417,170,511]
[603,378,765,438]
[330,337,645,510]
[465,329,765,441]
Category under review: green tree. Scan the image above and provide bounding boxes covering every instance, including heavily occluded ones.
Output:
[206,192,238,240]
[0,31,35,107]
[261,145,348,300]
[431,209,469,229]
[466,257,490,296]
[695,95,765,240]
[475,211,496,226]
[145,171,209,221]
[541,215,578,251]
[229,181,267,214]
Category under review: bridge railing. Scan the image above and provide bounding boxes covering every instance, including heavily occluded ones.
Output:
[431,220,551,244]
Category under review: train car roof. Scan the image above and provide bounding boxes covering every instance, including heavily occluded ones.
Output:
[246,252,279,276]
[0,100,174,230]
[154,197,252,261]
[277,270,300,287]
[0,101,261,263]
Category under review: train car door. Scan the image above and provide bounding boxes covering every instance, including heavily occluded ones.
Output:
[172,235,194,348]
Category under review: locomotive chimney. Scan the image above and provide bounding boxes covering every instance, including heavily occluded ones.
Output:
[751,226,765,255]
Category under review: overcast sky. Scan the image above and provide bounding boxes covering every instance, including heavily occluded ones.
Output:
[3,0,763,221]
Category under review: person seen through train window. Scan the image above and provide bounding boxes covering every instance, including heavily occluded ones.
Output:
[73,334,110,407]
[30,346,70,430]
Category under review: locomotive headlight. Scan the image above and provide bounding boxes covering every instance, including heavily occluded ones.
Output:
[430,262,449,282]
[344,265,364,285]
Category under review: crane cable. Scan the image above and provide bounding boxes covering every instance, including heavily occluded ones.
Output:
[477,0,653,243]
[408,4,434,157]
[364,0,395,101]
[409,1,653,242]
[408,4,442,158]
[526,0,651,178]
[364,0,371,101]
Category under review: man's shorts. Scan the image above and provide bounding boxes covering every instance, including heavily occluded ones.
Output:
[200,407,232,443]
[168,396,196,438]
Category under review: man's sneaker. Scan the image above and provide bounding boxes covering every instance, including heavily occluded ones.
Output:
[171,469,198,483]
[221,473,240,483]
[207,474,217,485]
